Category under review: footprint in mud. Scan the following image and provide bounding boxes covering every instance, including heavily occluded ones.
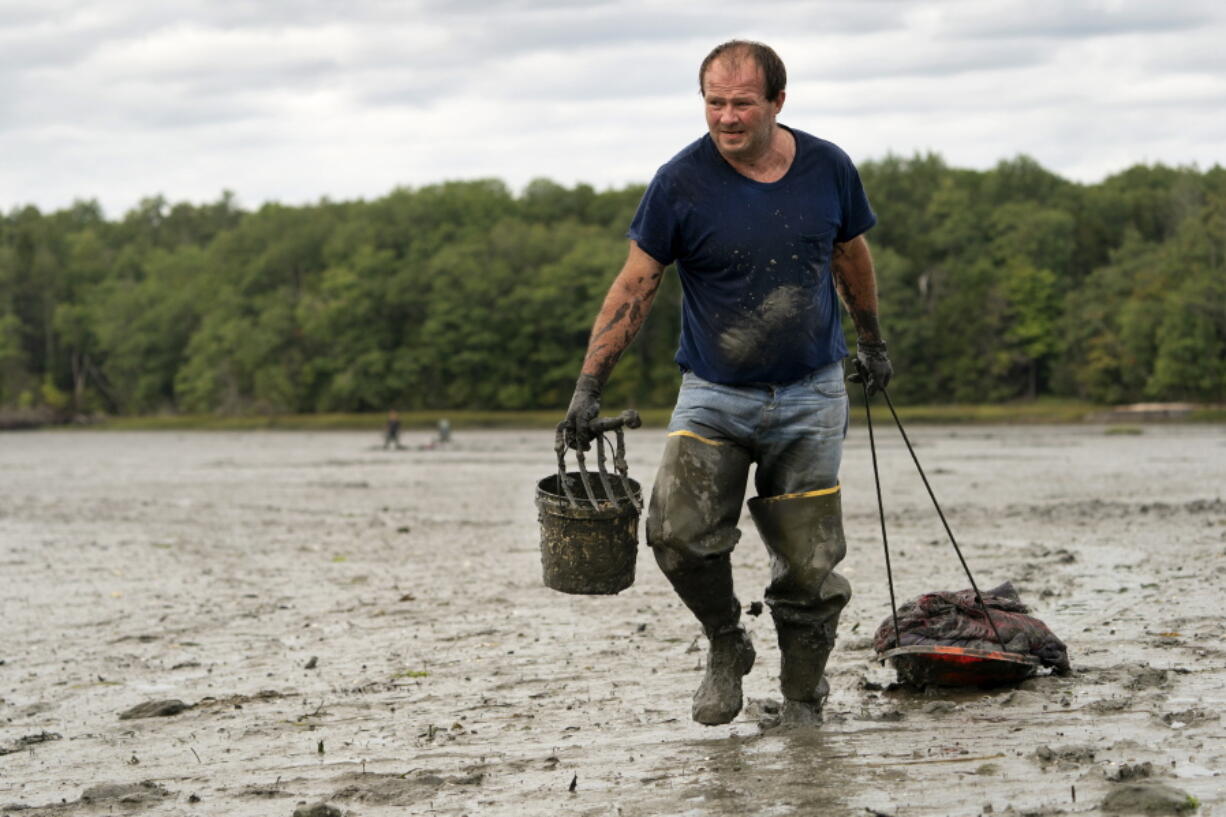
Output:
[1089,661,1175,692]
[1125,666,1171,691]
[1086,696,1134,714]
[329,769,485,807]
[83,781,173,807]
[8,781,174,813]
[1158,707,1220,729]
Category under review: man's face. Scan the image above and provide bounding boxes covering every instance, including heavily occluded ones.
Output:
[702,57,784,164]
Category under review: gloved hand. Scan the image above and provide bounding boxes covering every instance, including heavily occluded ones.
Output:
[563,373,602,450]
[847,339,893,396]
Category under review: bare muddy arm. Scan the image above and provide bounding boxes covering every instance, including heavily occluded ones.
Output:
[832,234,893,393]
[581,241,668,383]
[831,233,883,344]
[563,241,666,448]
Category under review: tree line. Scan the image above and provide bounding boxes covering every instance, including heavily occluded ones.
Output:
[1,154,1223,418]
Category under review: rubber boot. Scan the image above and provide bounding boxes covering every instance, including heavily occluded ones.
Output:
[691,622,755,725]
[748,485,852,727]
[647,432,754,725]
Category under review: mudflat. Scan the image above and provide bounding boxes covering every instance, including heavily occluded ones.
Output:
[1,425,1223,816]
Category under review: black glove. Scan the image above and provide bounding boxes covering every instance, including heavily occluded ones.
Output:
[848,339,893,396]
[563,374,602,450]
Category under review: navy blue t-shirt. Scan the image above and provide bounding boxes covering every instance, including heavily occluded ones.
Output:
[628,126,876,385]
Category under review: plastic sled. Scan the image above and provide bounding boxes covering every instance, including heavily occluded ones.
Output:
[882,645,1040,688]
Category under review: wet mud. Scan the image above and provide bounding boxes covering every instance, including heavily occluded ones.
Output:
[1,425,1224,816]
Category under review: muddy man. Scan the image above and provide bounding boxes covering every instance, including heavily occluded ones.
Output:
[563,40,892,728]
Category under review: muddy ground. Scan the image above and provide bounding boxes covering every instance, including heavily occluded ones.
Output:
[1,424,1223,816]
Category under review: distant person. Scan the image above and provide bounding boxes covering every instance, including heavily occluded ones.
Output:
[436,418,451,445]
[561,40,891,728]
[383,410,404,450]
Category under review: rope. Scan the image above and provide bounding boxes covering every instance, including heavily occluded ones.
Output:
[865,382,1008,652]
[861,379,901,649]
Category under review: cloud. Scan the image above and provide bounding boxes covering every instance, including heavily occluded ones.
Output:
[927,0,1213,40]
[2,0,1224,215]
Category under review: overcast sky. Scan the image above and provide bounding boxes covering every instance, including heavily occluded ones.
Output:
[3,0,1225,216]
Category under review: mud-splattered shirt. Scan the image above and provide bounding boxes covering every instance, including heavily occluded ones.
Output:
[628,126,875,384]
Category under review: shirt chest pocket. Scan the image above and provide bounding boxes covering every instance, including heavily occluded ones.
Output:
[797,229,837,285]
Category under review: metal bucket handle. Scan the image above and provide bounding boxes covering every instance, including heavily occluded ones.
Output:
[553,410,643,511]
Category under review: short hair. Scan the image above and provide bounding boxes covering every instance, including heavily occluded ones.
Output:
[699,40,787,102]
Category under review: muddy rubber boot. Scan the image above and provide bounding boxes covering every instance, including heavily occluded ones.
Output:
[647,432,755,725]
[692,624,756,725]
[654,548,754,726]
[748,486,852,728]
[771,621,835,726]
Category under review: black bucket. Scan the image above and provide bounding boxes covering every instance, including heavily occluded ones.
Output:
[536,471,641,595]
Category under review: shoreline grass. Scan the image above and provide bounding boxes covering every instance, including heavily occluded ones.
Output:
[30,398,1223,431]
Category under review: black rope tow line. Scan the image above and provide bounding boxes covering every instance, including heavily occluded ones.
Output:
[861,379,1008,652]
[862,378,902,650]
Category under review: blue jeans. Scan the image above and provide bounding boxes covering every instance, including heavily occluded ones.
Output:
[666,361,848,496]
[645,362,850,635]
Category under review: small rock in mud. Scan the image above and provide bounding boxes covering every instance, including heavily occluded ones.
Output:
[746,601,764,616]
[1034,744,1096,767]
[1105,762,1154,782]
[292,803,342,817]
[118,699,191,720]
[304,656,318,670]
[81,781,172,805]
[1101,781,1198,814]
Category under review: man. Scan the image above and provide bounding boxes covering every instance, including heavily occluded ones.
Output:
[563,40,892,727]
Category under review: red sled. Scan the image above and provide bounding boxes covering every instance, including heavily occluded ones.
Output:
[882,644,1041,688]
